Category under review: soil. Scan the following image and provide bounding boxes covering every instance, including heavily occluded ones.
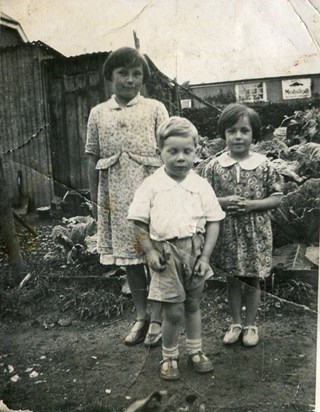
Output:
[0,215,317,412]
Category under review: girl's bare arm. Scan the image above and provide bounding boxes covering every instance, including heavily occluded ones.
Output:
[87,154,99,219]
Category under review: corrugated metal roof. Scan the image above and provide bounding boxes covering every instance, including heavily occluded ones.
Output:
[0,12,28,42]
[0,12,19,24]
[0,40,65,57]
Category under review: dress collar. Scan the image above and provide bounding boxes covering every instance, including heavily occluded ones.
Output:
[106,93,144,110]
[217,151,267,170]
[156,166,199,193]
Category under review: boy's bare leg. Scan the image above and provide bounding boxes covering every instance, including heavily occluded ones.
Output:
[184,283,204,340]
[162,302,183,349]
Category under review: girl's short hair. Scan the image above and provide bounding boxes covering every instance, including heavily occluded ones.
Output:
[157,116,198,149]
[103,47,151,84]
[217,103,261,143]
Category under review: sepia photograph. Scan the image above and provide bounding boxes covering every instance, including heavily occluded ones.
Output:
[0,1,319,411]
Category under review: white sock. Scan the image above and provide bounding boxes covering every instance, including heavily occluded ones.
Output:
[186,338,202,356]
[162,345,179,360]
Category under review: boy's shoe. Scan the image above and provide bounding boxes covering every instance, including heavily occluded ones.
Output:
[144,321,162,347]
[188,351,214,373]
[223,324,242,344]
[124,318,149,346]
[160,358,180,381]
[242,326,259,347]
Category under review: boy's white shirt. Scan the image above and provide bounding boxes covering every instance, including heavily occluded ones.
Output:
[127,165,225,241]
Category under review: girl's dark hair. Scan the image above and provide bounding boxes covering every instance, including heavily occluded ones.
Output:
[103,47,151,84]
[217,103,261,143]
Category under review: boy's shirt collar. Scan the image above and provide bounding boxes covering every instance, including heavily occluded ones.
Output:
[107,93,144,109]
[157,166,199,193]
[217,151,267,170]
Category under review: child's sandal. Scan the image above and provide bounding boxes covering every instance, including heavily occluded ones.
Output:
[188,351,214,373]
[160,357,180,381]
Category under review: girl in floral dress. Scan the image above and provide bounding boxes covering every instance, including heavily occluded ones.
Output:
[204,104,283,347]
[86,47,168,346]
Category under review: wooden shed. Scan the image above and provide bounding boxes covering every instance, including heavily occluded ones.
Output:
[0,41,63,209]
[1,43,179,208]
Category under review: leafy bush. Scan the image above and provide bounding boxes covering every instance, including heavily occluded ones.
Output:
[183,98,320,138]
[272,178,320,245]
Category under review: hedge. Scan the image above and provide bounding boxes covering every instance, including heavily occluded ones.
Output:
[182,98,320,139]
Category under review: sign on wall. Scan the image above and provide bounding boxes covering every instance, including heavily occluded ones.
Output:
[282,78,311,100]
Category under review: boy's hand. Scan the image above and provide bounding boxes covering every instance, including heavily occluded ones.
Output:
[146,249,167,272]
[193,255,212,277]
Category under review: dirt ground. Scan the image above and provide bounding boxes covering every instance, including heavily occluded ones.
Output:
[0,217,318,412]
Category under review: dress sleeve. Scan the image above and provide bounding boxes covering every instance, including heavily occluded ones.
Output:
[202,158,216,186]
[200,180,226,222]
[127,178,153,224]
[266,163,284,196]
[85,108,100,157]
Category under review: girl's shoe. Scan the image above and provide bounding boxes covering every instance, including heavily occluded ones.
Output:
[242,326,259,347]
[188,351,214,373]
[223,324,243,344]
[124,318,149,346]
[160,358,180,381]
[144,321,162,347]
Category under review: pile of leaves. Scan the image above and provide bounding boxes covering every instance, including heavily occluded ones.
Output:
[0,217,131,321]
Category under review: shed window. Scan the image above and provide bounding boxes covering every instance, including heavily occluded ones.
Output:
[235,82,267,102]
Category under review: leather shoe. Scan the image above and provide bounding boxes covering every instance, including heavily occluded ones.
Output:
[124,319,149,346]
[242,326,259,347]
[144,321,162,347]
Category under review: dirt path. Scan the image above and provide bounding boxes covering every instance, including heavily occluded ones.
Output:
[0,297,317,412]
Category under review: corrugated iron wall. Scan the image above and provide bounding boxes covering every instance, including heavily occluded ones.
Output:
[45,53,111,197]
[0,45,54,208]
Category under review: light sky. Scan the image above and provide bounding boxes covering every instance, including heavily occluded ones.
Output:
[1,0,320,84]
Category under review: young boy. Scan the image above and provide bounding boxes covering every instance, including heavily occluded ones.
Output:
[127,117,225,380]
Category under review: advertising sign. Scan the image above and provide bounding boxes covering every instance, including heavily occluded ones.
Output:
[282,78,311,100]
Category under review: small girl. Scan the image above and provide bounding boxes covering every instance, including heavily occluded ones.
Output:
[204,103,283,347]
[86,47,169,346]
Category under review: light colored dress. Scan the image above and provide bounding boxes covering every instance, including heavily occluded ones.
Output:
[85,94,168,265]
[204,151,283,278]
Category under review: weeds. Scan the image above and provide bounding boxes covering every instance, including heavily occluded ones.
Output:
[61,287,129,320]
[275,279,315,305]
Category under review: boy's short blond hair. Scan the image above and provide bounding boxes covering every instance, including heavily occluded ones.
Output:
[156,116,198,149]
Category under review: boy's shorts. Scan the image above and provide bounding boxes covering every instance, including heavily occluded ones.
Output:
[148,233,213,303]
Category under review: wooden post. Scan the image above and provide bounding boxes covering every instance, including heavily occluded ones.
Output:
[0,155,25,279]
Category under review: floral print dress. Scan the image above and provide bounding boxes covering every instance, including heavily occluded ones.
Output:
[204,152,283,278]
[85,94,168,266]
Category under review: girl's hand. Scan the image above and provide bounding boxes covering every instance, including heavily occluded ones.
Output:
[146,249,168,272]
[193,255,212,277]
[220,195,246,212]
